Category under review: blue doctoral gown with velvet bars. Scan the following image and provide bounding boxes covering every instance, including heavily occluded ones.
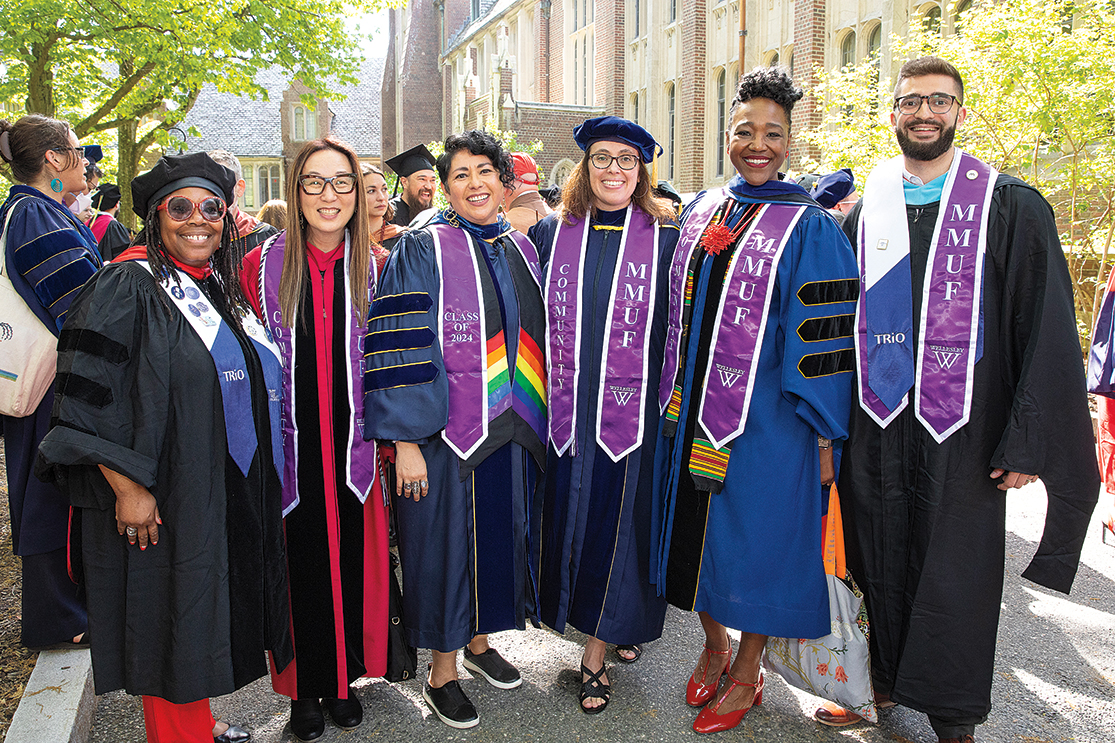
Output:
[652,179,859,640]
[363,218,545,652]
[528,207,677,644]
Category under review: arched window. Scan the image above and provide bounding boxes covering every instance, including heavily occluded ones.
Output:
[293,104,315,141]
[787,50,795,77]
[867,25,882,60]
[954,0,972,30]
[667,83,676,180]
[716,69,727,177]
[922,5,943,35]
[769,51,780,67]
[841,31,857,69]
[551,158,576,187]
[632,92,640,125]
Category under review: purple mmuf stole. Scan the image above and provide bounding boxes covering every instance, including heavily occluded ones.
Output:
[545,206,659,461]
[856,150,997,442]
[259,232,380,515]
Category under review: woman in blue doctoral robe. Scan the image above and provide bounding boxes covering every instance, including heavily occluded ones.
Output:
[652,68,859,734]
[0,115,100,649]
[528,116,678,713]
[363,130,547,729]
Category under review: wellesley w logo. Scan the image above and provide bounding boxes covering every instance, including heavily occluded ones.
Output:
[928,344,965,370]
[716,364,746,389]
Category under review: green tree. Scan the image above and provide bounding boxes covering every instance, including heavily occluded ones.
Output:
[800,0,1115,340]
[1,0,396,225]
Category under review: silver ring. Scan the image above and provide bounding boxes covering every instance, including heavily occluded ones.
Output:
[404,482,413,492]
[420,480,428,488]
[126,526,138,537]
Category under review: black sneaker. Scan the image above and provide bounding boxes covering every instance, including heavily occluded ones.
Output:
[463,646,522,689]
[423,678,480,729]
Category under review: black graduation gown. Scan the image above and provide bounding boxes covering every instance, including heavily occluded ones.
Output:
[528,208,676,643]
[36,262,294,703]
[838,175,1099,721]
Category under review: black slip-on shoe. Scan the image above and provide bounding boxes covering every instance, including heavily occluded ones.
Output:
[463,646,522,689]
[423,679,480,729]
[213,722,251,743]
[323,687,363,730]
[289,698,324,742]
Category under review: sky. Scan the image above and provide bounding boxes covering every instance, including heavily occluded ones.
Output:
[352,9,389,57]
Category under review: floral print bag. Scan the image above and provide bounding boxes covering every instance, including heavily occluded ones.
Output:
[763,484,878,723]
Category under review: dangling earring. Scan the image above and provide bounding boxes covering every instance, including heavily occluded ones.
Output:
[50,178,64,193]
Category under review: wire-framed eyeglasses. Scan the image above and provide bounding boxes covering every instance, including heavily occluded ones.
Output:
[893,93,959,115]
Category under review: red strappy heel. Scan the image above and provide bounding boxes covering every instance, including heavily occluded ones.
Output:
[692,669,764,734]
[686,645,732,707]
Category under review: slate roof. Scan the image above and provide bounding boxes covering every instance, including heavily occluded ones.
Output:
[182,59,384,159]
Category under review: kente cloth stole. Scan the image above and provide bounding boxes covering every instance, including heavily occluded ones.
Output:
[429,224,546,461]
[856,150,996,442]
[135,260,282,480]
[259,232,380,515]
[545,207,659,462]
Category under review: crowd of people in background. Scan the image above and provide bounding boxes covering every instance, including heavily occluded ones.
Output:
[0,56,1105,743]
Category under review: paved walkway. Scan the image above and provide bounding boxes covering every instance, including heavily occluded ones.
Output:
[87,487,1115,742]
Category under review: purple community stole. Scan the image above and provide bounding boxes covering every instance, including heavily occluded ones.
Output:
[259,232,380,515]
[545,207,659,462]
[428,224,544,460]
[659,189,726,413]
[856,151,997,442]
[696,203,806,448]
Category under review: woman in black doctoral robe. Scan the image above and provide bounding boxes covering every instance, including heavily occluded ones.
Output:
[37,152,293,743]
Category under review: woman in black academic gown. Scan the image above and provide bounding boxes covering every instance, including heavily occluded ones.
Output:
[528,116,678,713]
[37,153,293,743]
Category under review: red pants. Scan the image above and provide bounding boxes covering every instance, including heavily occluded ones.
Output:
[141,696,215,743]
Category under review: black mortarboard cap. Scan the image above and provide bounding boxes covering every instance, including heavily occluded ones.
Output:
[130,152,236,218]
[572,116,662,163]
[653,180,682,205]
[84,145,104,163]
[384,144,437,178]
[91,183,121,211]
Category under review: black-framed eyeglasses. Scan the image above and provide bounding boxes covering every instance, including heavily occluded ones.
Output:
[298,173,358,195]
[588,153,640,171]
[893,93,959,115]
[51,145,86,159]
[158,195,227,223]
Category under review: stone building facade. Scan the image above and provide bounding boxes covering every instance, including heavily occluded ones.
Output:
[382,0,971,193]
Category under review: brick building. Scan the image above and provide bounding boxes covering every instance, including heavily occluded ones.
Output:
[382,1,971,193]
[182,59,385,214]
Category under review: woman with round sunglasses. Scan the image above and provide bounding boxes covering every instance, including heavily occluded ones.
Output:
[527,116,678,713]
[240,137,389,742]
[364,130,546,729]
[0,114,100,651]
[37,152,293,743]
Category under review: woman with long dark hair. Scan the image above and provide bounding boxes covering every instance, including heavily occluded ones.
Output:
[360,162,402,272]
[528,116,678,713]
[38,152,292,743]
[364,130,546,729]
[0,114,99,651]
[240,136,389,742]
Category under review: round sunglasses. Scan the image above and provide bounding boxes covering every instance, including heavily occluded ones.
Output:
[157,195,227,223]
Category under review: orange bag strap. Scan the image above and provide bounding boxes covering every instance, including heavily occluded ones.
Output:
[822,483,847,578]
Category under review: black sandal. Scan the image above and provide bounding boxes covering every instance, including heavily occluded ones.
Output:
[579,662,611,715]
[615,644,642,663]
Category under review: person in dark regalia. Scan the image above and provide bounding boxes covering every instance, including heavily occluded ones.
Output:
[651,67,860,735]
[814,57,1099,743]
[85,183,133,260]
[528,116,678,713]
[385,143,437,241]
[36,152,293,743]
[0,114,100,651]
[364,130,547,729]
[240,137,388,742]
